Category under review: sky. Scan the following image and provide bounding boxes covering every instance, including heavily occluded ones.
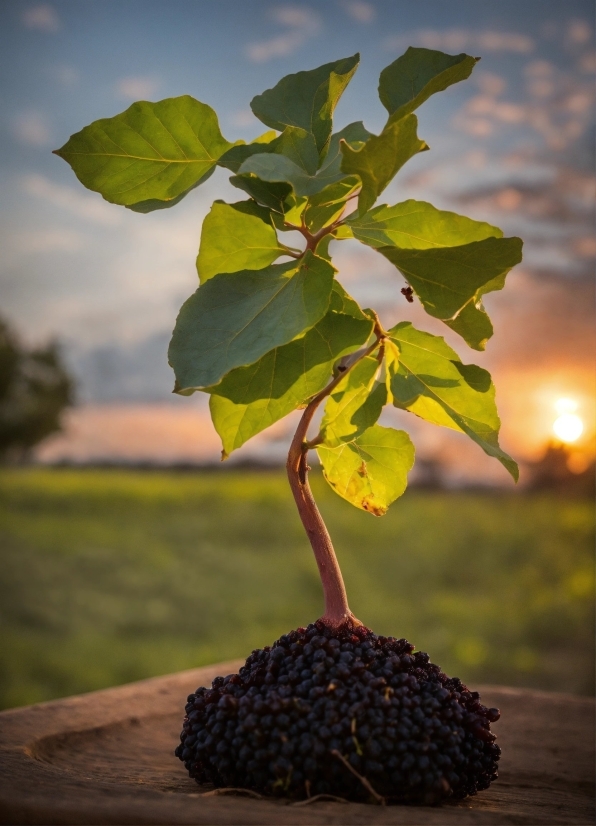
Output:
[1,0,594,482]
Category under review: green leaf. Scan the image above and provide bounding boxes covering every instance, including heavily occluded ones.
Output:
[379,47,479,126]
[169,251,334,391]
[221,126,319,185]
[315,121,372,179]
[388,322,518,480]
[229,175,292,214]
[226,123,368,215]
[346,200,519,349]
[321,356,386,447]
[340,115,428,215]
[209,307,373,457]
[250,54,360,155]
[236,150,328,198]
[126,169,215,213]
[303,177,360,233]
[317,424,415,515]
[54,96,233,207]
[442,297,493,351]
[378,236,523,324]
[442,271,509,350]
[347,199,502,250]
[196,200,291,282]
[328,280,370,319]
[237,121,371,199]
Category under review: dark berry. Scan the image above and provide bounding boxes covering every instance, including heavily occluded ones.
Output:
[175,623,501,804]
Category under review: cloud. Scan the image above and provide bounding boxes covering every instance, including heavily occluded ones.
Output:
[270,5,319,29]
[13,228,86,254]
[454,60,595,151]
[115,76,161,100]
[22,174,121,226]
[245,5,321,63]
[384,28,534,55]
[476,72,507,96]
[566,19,592,46]
[579,51,596,73]
[338,0,375,23]
[22,4,60,32]
[12,111,52,147]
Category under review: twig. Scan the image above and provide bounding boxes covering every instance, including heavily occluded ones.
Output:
[199,787,264,799]
[292,793,350,806]
[330,749,386,805]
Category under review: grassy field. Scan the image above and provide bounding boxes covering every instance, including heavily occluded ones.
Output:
[0,467,593,709]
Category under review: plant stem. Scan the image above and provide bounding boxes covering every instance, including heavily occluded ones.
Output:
[286,336,382,630]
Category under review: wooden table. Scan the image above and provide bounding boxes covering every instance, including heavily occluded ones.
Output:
[0,662,594,825]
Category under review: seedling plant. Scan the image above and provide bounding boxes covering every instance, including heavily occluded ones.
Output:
[56,47,522,805]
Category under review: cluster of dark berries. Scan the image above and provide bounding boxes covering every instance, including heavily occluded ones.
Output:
[175,621,500,804]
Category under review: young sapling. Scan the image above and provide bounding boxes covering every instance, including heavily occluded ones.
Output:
[55,47,522,804]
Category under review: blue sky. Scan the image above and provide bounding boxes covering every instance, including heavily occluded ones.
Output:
[1,0,594,473]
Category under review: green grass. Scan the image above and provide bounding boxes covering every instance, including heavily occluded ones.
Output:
[0,467,593,709]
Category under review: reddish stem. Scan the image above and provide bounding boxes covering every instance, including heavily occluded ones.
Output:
[286,337,382,630]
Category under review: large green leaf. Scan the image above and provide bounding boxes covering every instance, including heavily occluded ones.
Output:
[196,200,292,282]
[250,54,360,156]
[237,121,371,199]
[346,200,502,249]
[388,322,518,479]
[54,96,233,208]
[321,356,386,447]
[346,200,518,349]
[379,236,523,324]
[209,306,373,457]
[317,424,415,515]
[169,251,334,391]
[340,116,428,215]
[379,47,478,126]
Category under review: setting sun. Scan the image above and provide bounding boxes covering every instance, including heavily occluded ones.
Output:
[553,409,584,443]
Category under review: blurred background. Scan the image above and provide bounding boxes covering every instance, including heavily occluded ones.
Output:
[0,0,594,708]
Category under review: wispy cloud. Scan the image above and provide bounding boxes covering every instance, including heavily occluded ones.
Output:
[115,76,161,100]
[245,5,321,63]
[454,59,595,150]
[12,111,52,146]
[384,29,534,55]
[22,174,121,225]
[338,0,376,23]
[22,4,60,33]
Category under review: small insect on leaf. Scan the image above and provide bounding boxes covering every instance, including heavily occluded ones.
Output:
[401,286,414,303]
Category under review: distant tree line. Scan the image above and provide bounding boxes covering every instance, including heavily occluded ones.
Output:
[0,316,73,462]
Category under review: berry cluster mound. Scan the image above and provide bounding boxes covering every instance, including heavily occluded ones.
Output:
[175,621,500,804]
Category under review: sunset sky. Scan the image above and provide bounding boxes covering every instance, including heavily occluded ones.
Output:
[1,0,594,483]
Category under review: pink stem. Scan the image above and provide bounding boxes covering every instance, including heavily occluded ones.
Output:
[286,337,382,629]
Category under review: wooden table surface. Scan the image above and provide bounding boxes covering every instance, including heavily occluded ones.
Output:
[0,662,594,825]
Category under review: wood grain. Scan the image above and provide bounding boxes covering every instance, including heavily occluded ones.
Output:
[0,662,593,825]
